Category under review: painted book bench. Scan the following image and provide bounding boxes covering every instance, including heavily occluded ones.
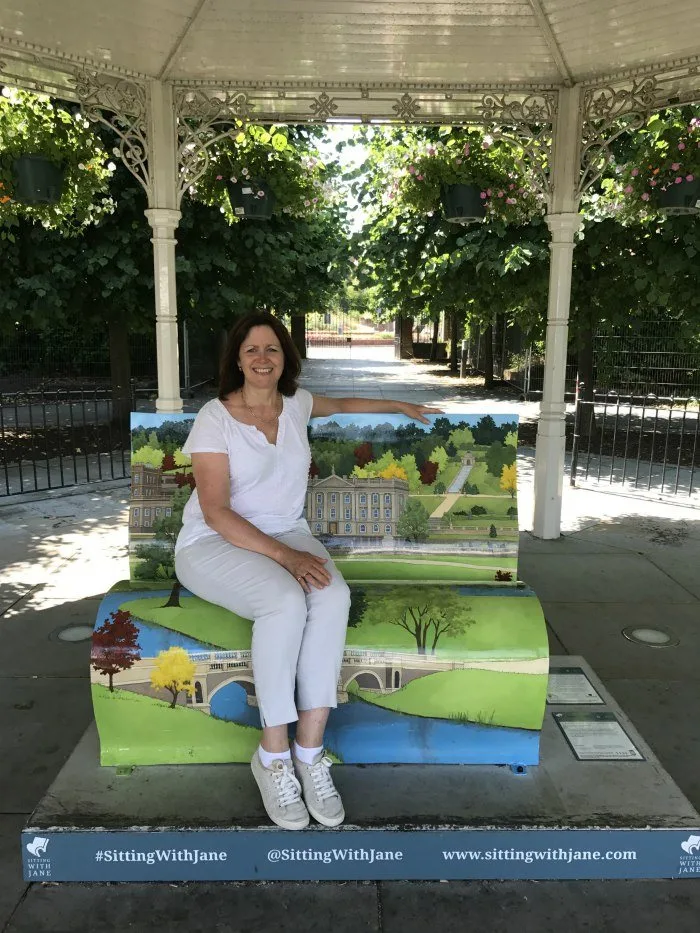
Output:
[91,409,549,768]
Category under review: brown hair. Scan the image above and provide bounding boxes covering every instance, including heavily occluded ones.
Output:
[219,311,301,399]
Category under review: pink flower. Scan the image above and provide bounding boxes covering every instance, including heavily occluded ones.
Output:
[624,185,633,193]
[641,192,650,201]
[631,168,639,176]
[509,183,515,190]
[304,199,311,206]
[257,190,265,197]
[506,197,516,205]
[518,187,525,194]
[497,190,504,197]
[388,192,395,199]
[408,165,416,174]
[650,179,657,186]
[675,176,683,183]
[678,142,686,150]
[687,174,695,182]
[463,144,470,156]
[480,192,487,199]
[216,174,223,181]
[486,188,492,196]
[456,158,463,165]
[417,174,424,181]
[428,147,436,156]
[482,141,490,149]
[671,163,680,170]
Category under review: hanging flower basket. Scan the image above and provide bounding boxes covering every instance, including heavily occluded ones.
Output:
[656,176,700,215]
[13,154,66,204]
[441,183,486,224]
[226,179,276,220]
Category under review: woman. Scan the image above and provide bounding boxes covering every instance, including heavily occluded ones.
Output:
[174,311,440,831]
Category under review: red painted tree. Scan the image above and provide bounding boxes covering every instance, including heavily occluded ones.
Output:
[92,609,141,691]
[354,441,374,468]
[161,453,176,471]
[174,471,196,489]
[419,460,439,485]
[309,459,320,478]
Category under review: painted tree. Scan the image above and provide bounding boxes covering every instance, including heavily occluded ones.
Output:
[428,445,448,473]
[133,485,193,607]
[396,499,430,543]
[131,445,165,469]
[380,462,408,481]
[448,427,475,451]
[91,609,141,691]
[361,586,475,655]
[354,441,374,468]
[500,462,517,498]
[419,460,439,485]
[486,441,516,478]
[150,647,196,708]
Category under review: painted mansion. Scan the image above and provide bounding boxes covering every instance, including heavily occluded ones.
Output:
[306,473,409,539]
[130,463,178,538]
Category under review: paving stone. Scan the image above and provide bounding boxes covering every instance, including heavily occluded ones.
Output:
[379,880,700,933]
[5,880,379,933]
[0,815,30,930]
[0,676,93,812]
[0,598,100,678]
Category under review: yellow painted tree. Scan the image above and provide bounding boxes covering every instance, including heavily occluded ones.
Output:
[500,462,517,499]
[380,462,408,481]
[150,647,196,708]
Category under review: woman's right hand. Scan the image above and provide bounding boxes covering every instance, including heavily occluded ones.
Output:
[276,545,332,592]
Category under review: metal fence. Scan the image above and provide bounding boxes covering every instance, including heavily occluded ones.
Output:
[0,388,131,497]
[569,392,699,502]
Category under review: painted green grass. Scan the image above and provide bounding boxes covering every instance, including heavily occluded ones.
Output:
[375,554,517,569]
[410,495,446,513]
[92,684,260,765]
[350,669,547,731]
[464,462,509,496]
[345,594,548,659]
[448,496,518,516]
[120,596,252,650]
[334,560,501,583]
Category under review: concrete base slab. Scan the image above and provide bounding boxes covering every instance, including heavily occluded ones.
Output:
[20,659,700,881]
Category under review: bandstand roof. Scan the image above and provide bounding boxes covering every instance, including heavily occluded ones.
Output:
[0,1,699,99]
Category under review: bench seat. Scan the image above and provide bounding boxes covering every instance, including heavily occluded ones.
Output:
[91,409,549,767]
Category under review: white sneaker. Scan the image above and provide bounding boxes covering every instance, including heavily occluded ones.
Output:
[292,751,345,827]
[250,751,309,830]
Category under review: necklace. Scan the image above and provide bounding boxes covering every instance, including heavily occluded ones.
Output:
[240,387,281,425]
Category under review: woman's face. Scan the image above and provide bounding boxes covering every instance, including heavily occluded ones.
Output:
[237,325,285,389]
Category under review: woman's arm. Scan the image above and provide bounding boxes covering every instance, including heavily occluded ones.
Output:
[311,396,442,424]
[190,452,331,589]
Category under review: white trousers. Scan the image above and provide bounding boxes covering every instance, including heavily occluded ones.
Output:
[174,530,351,728]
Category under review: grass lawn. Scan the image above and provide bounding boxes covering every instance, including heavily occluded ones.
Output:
[409,495,445,513]
[382,554,518,569]
[92,684,260,765]
[120,596,253,650]
[429,459,462,491]
[350,669,547,731]
[334,559,505,583]
[449,496,518,517]
[465,462,509,496]
[345,593,548,658]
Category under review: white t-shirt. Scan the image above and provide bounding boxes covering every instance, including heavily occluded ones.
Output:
[174,389,314,554]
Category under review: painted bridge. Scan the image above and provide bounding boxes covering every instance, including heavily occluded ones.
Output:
[107,649,547,712]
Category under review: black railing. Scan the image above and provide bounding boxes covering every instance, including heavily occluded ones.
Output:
[569,391,699,500]
[0,388,132,497]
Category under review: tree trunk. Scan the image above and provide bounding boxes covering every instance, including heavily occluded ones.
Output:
[162,577,182,609]
[108,319,132,433]
[449,311,462,374]
[483,323,494,389]
[429,318,440,362]
[395,315,413,359]
[169,688,178,709]
[108,672,114,692]
[290,314,307,360]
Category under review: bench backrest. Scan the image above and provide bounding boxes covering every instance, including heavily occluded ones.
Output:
[128,409,521,586]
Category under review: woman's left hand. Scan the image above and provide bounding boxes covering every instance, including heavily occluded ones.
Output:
[397,402,444,424]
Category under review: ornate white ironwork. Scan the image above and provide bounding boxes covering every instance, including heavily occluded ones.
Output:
[392,92,421,121]
[174,88,252,202]
[477,93,557,199]
[579,78,658,196]
[309,90,338,121]
[73,70,151,198]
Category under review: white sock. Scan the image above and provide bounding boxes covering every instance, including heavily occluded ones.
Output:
[258,745,291,769]
[293,740,323,765]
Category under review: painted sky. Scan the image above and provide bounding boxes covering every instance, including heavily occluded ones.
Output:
[310,412,519,431]
[131,413,195,431]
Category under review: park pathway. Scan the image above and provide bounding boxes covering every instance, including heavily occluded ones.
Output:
[447,462,472,493]
[429,493,460,519]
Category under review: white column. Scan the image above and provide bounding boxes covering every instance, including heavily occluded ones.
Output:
[144,80,182,413]
[532,86,583,539]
